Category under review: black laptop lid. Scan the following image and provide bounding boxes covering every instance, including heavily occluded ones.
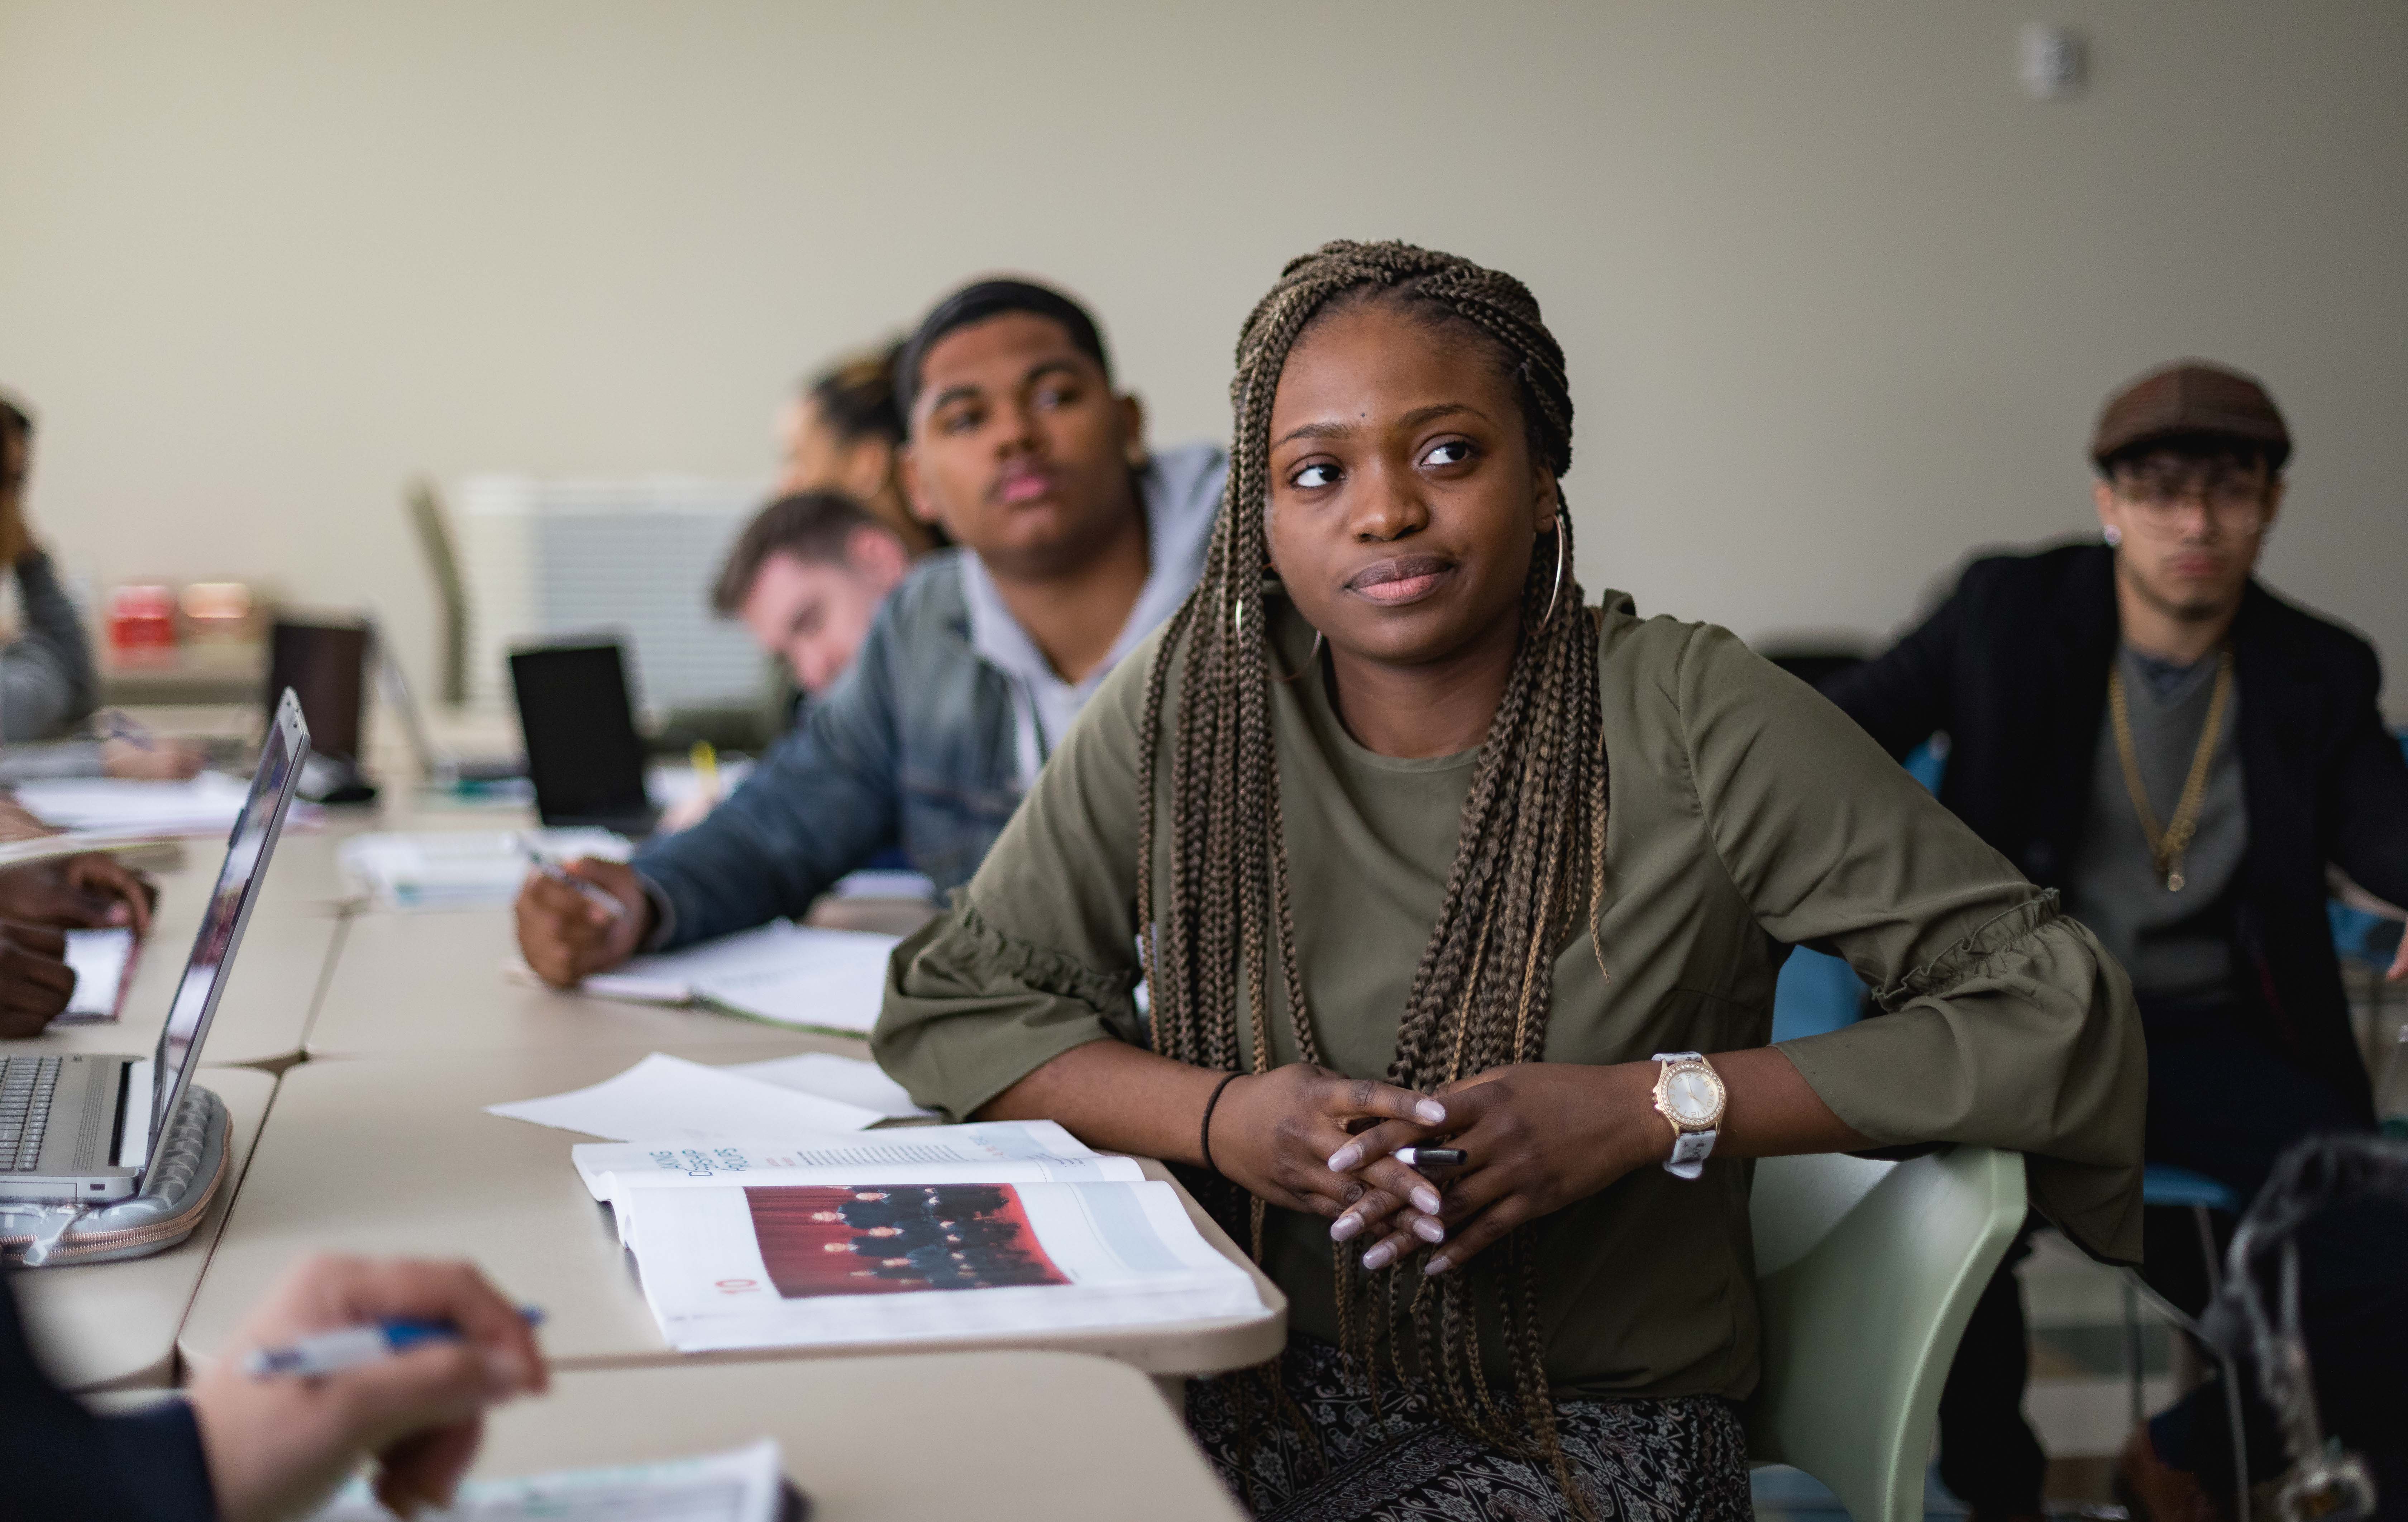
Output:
[264,619,371,764]
[509,641,651,825]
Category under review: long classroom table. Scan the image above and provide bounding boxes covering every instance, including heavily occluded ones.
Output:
[27,782,1277,1512]
[459,1351,1246,1521]
[181,1044,1286,1376]
[15,1066,277,1391]
[305,907,870,1058]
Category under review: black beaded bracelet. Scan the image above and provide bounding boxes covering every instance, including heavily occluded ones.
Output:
[1198,1071,1243,1177]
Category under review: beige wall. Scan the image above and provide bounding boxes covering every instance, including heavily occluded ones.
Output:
[3,1,2403,710]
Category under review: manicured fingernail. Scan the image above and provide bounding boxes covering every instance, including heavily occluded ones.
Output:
[1330,1212,1362,1242]
[1362,1242,1395,1271]
[1415,1099,1447,1125]
[1413,1216,1446,1244]
[1411,1187,1442,1215]
[1326,1144,1362,1173]
[1424,1254,1452,1275]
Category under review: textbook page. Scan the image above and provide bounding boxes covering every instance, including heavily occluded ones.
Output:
[620,1178,1265,1351]
[58,926,137,1022]
[578,921,898,1034]
[341,828,630,910]
[308,1437,784,1522]
[571,1118,1130,1201]
[485,1053,882,1142]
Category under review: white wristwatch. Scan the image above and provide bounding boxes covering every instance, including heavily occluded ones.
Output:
[1651,1051,1726,1180]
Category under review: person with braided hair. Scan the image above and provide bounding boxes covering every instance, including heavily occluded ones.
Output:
[875,242,2145,1520]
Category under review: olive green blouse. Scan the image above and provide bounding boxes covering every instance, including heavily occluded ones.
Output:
[873,591,2144,1401]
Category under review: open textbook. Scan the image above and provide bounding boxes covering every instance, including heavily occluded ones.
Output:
[308,1438,788,1522]
[547,920,900,1035]
[584,1120,1267,1353]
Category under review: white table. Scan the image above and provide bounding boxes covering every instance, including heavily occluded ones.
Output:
[182,1047,1285,1377]
[15,1066,276,1390]
[18,858,343,1069]
[457,1351,1245,1521]
[305,908,863,1058]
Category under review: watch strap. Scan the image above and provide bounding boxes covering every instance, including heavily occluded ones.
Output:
[1666,1128,1717,1180]
[1652,1051,1716,1180]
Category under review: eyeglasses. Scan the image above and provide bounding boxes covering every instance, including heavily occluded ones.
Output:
[2111,464,2270,535]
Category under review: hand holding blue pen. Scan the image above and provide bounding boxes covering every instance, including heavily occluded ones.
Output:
[245,1308,547,1379]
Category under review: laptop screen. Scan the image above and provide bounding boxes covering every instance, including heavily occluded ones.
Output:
[145,692,310,1168]
[509,642,650,824]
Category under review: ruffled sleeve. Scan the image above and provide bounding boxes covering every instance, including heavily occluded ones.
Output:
[871,630,1162,1120]
[1672,623,2146,1263]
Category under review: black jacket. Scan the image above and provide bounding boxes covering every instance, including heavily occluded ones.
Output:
[1823,542,2408,1122]
[1,1269,218,1519]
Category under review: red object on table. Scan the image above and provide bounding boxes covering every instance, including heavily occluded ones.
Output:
[108,583,178,654]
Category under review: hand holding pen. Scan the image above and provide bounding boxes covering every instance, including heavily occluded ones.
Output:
[520,839,629,924]
[188,1255,547,1522]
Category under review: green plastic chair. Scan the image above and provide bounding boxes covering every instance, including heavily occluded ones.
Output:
[1746,1146,2027,1522]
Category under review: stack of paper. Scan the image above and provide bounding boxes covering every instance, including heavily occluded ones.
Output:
[13,774,321,839]
[341,828,630,910]
[309,1438,787,1522]
[574,921,900,1035]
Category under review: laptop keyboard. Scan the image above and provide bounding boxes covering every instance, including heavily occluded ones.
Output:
[0,1056,61,1171]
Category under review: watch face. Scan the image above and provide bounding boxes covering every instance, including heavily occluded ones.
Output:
[1665,1069,1719,1125]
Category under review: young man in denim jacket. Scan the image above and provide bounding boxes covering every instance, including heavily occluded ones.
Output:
[516,278,1224,980]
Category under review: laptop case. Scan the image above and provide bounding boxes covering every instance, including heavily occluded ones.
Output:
[0,1085,228,1267]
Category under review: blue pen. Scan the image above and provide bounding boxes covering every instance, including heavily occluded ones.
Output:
[244,1308,545,1379]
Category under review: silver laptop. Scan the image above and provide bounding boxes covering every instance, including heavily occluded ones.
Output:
[0,692,309,1204]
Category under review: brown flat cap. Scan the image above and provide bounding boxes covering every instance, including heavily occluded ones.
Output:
[2092,360,2290,470]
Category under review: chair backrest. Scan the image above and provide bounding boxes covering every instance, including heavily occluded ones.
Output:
[1746,1146,2026,1522]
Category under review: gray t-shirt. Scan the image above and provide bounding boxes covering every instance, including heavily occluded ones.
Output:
[2063,645,2246,1004]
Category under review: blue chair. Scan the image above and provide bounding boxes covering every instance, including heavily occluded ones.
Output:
[2126,1165,2248,1522]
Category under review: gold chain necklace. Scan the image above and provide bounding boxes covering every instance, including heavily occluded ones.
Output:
[2107,646,2234,893]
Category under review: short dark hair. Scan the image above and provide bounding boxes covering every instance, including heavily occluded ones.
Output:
[711,491,891,616]
[0,395,31,444]
[895,278,1112,423]
[807,345,906,448]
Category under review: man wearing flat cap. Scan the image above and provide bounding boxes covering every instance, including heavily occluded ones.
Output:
[1825,361,2408,1522]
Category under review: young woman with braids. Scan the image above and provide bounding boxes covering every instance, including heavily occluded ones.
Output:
[874,242,2144,1520]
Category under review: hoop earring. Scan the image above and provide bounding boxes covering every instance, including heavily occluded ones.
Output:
[1539,526,1567,629]
[2103,525,2123,547]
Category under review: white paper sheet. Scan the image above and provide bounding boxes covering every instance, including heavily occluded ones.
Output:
[308,1437,784,1522]
[484,1053,883,1141]
[718,1052,937,1120]
[14,773,320,839]
[578,921,899,1033]
[571,1119,1136,1203]
[59,926,137,1022]
[620,1178,1265,1352]
[341,828,630,910]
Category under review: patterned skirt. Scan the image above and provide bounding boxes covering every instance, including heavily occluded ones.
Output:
[1185,1336,1752,1522]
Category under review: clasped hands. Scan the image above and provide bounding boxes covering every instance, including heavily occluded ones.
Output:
[1206,1060,1667,1277]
